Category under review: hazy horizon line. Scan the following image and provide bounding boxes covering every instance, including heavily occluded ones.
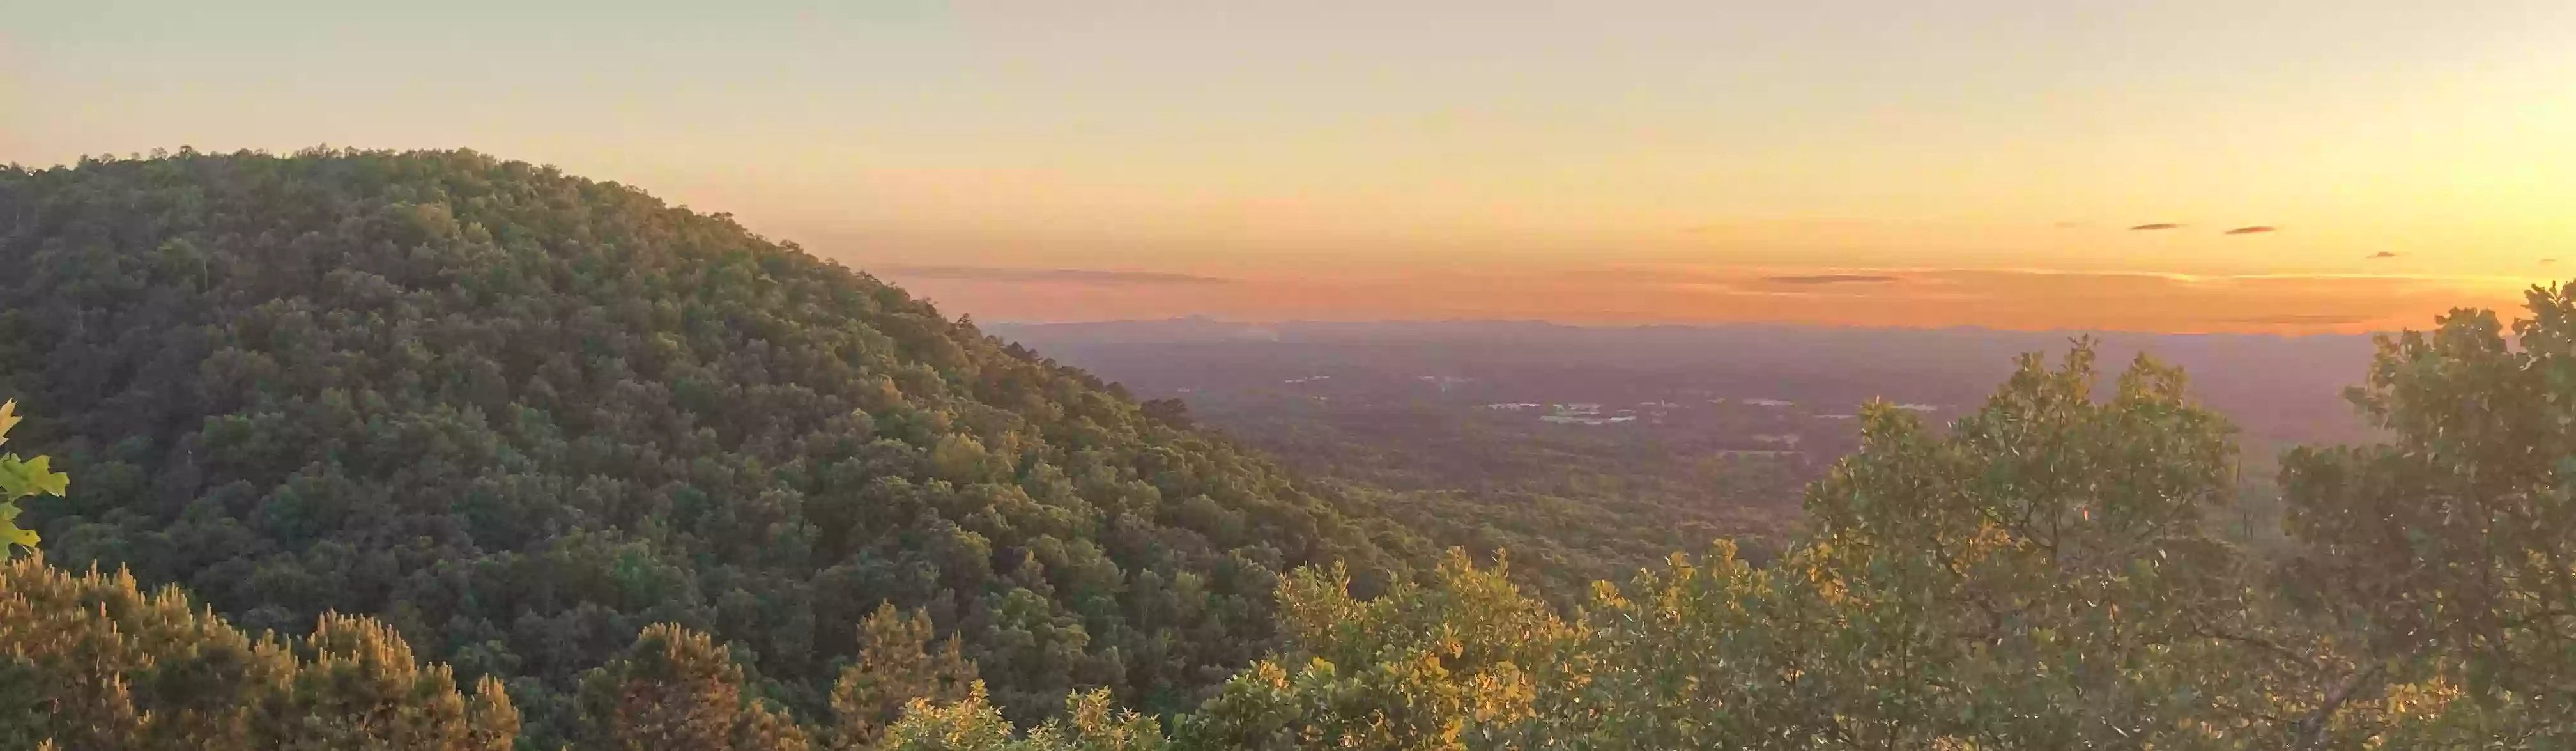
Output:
[977,314,2396,339]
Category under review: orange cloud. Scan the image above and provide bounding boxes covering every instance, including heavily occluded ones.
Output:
[1763,274,1901,285]
[873,265,1230,285]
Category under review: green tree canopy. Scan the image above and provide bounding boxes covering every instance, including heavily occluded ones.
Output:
[0,149,1427,743]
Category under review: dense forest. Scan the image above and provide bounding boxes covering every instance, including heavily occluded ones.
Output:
[4,150,2574,748]
[0,149,1425,745]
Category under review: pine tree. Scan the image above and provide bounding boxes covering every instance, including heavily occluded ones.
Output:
[581,622,819,751]
[833,603,979,748]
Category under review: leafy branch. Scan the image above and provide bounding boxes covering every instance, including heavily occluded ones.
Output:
[0,399,68,554]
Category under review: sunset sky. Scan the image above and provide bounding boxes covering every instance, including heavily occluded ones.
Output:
[10,1,2574,332]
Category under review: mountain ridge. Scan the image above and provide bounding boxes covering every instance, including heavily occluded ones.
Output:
[0,148,1421,745]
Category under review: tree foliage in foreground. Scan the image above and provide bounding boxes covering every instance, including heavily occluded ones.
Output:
[889,307,2576,748]
[0,552,520,750]
[0,400,67,552]
[2276,287,2576,742]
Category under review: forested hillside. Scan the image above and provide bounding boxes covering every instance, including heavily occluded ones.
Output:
[4,149,2574,748]
[0,149,1421,745]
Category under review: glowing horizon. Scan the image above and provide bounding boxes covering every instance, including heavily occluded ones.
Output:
[869,262,2537,335]
[9,1,2572,332]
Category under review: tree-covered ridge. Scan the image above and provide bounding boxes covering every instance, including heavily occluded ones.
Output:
[0,149,1421,744]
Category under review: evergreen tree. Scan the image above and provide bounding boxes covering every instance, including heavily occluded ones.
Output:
[579,623,817,751]
[833,603,979,748]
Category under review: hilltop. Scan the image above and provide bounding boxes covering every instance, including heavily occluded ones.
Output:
[0,149,1420,743]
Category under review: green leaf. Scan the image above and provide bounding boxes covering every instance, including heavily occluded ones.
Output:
[0,454,66,499]
[0,403,65,555]
[0,500,31,550]
[21,455,65,496]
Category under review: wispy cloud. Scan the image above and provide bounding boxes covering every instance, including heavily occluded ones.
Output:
[2368,251,2400,259]
[2224,226,2276,235]
[873,265,1231,285]
[2223,313,2373,326]
[2129,222,2181,231]
[1764,274,1901,285]
[1652,264,2536,287]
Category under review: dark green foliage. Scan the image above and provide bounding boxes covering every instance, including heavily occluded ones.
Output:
[2278,286,2576,735]
[0,149,1418,742]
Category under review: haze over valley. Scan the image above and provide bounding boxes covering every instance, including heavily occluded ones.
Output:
[993,318,2380,446]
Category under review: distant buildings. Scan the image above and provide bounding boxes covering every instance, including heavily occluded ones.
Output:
[1283,376,1331,385]
[1543,414,1636,426]
[1739,398,1795,408]
[1535,401,1634,425]
[1418,376,1473,392]
[1479,403,1544,411]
